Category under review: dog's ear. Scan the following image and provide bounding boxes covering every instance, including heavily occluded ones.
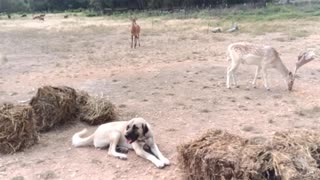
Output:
[142,123,149,136]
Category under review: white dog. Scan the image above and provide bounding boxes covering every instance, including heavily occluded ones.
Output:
[72,117,170,168]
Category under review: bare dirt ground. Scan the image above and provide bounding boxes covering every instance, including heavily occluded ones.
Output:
[0,14,320,180]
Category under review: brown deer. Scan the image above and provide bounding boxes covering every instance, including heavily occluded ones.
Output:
[33,14,45,21]
[130,18,140,48]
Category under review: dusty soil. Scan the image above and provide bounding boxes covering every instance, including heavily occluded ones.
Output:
[0,15,320,180]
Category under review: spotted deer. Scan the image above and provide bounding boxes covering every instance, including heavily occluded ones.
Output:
[226,42,316,91]
[130,18,140,48]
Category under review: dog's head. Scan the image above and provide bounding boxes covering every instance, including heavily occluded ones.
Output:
[124,118,150,144]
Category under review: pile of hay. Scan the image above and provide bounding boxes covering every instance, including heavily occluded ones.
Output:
[178,129,320,180]
[0,86,118,154]
[0,103,38,154]
[178,130,271,180]
[270,131,320,179]
[76,91,118,125]
[30,86,78,132]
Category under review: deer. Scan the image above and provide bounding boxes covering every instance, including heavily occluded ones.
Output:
[226,42,316,91]
[130,17,140,48]
[33,14,45,21]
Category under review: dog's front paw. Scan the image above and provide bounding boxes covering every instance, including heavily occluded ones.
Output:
[161,158,170,166]
[155,161,165,169]
[118,154,128,160]
[116,147,129,154]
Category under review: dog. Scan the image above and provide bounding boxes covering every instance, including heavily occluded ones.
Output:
[72,117,170,168]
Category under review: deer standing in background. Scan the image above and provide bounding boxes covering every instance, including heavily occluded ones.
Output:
[33,14,45,21]
[226,42,316,91]
[130,18,140,48]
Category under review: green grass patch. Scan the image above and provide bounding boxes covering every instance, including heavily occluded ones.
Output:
[101,3,320,22]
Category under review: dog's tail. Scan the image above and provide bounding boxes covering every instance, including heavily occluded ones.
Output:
[72,129,94,147]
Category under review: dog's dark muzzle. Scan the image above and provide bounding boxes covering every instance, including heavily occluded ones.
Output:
[125,132,138,144]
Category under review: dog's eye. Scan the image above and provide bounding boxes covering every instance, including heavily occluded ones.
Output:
[126,125,130,130]
[133,124,138,129]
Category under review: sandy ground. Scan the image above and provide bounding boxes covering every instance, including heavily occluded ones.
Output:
[0,15,320,180]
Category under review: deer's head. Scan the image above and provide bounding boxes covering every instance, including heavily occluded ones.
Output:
[130,17,137,23]
[288,50,316,91]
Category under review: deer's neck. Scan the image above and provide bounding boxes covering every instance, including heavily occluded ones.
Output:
[276,59,290,77]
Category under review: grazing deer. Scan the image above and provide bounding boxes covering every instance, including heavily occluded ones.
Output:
[130,18,140,48]
[33,14,45,21]
[226,42,316,91]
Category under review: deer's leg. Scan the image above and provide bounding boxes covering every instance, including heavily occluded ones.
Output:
[134,36,137,48]
[252,66,261,88]
[138,35,140,47]
[227,63,239,89]
[131,35,133,48]
[261,68,270,90]
[226,66,232,89]
[231,72,238,87]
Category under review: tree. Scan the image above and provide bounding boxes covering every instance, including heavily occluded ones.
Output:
[28,0,49,11]
[0,0,30,13]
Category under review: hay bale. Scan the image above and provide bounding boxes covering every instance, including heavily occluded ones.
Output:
[178,129,271,180]
[77,91,118,125]
[30,86,78,132]
[0,103,38,154]
[270,131,320,179]
[178,129,320,180]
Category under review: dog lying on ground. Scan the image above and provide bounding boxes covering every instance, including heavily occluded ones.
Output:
[72,117,170,168]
